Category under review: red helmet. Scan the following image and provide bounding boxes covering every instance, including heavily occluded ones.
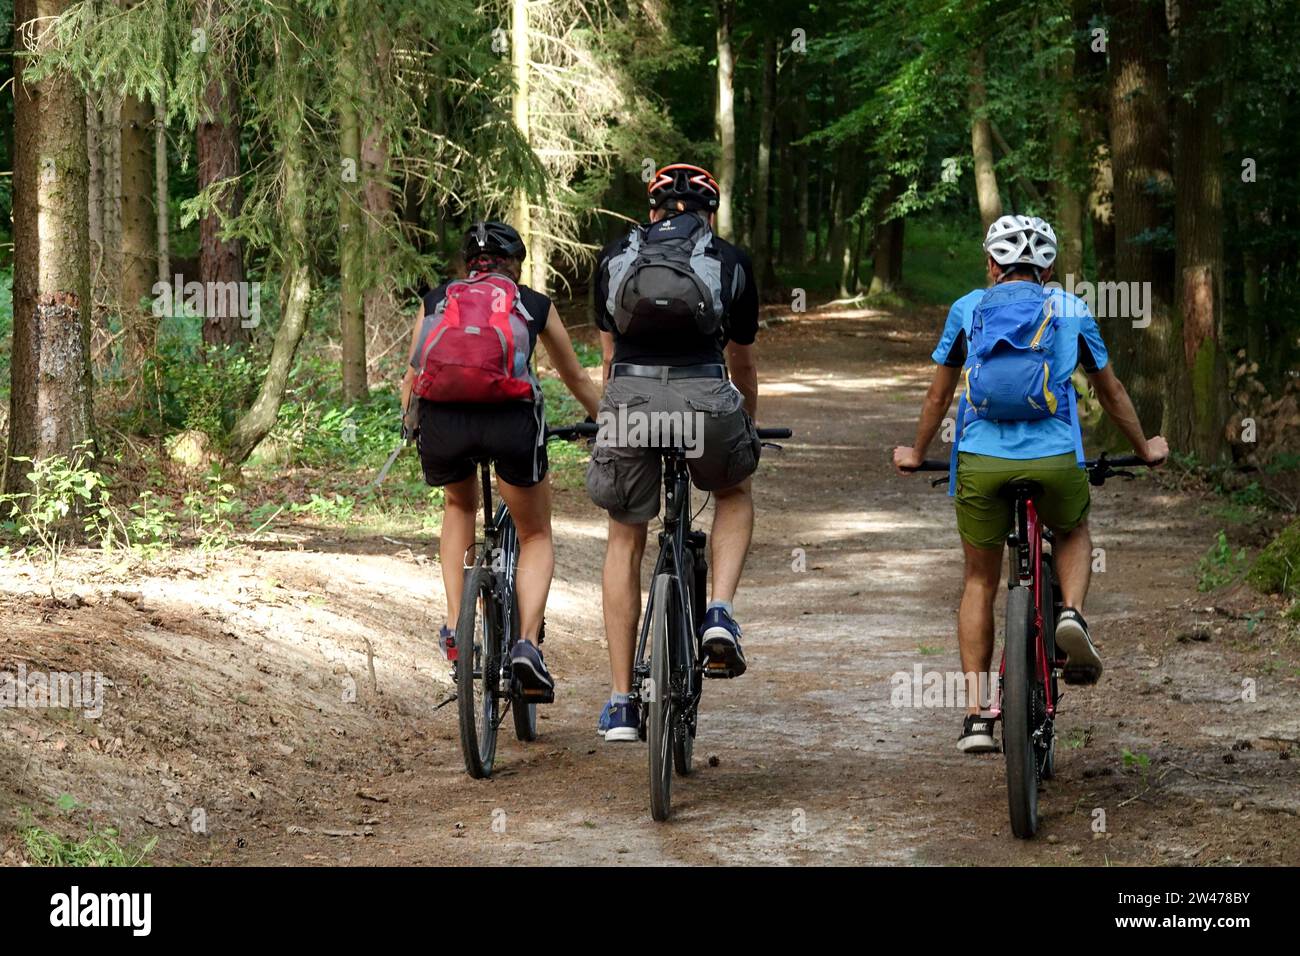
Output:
[647,163,720,212]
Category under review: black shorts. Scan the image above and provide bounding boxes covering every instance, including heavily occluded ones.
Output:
[417,400,547,488]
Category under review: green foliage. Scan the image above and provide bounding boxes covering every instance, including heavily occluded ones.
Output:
[1197,530,1249,592]
[1247,517,1300,599]
[182,472,239,551]
[20,797,157,867]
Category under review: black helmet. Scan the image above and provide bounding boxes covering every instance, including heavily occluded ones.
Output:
[647,163,720,212]
[461,221,526,261]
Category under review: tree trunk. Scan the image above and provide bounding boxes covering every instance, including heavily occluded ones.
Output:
[86,96,104,301]
[1105,0,1173,432]
[713,0,737,241]
[197,0,247,349]
[5,0,96,497]
[100,92,122,310]
[792,102,810,266]
[751,34,777,288]
[361,31,398,380]
[119,92,157,364]
[338,0,367,402]
[969,47,1002,233]
[1051,9,1085,281]
[1166,0,1227,462]
[869,175,905,294]
[226,42,312,465]
[510,0,533,271]
[154,101,169,284]
[827,147,854,279]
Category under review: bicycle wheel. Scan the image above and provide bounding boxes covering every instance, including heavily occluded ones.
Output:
[513,700,538,741]
[457,566,501,779]
[674,551,697,777]
[1002,585,1039,838]
[647,573,674,821]
[1039,555,1058,781]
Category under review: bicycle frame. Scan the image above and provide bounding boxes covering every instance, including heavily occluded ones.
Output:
[993,493,1056,722]
[631,452,702,721]
[469,460,520,722]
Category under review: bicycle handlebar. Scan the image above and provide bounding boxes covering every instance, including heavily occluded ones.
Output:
[898,451,1161,486]
[546,423,794,442]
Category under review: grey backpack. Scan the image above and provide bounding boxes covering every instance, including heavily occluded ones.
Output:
[604,213,741,338]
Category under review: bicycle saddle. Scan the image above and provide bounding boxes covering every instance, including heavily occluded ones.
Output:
[1000,479,1044,501]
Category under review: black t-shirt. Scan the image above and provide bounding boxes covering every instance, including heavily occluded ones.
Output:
[412,275,551,368]
[593,213,759,366]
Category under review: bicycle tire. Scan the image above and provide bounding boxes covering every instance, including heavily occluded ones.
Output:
[457,566,501,779]
[513,700,538,741]
[1003,585,1039,838]
[674,550,697,776]
[1039,554,1058,781]
[648,573,674,821]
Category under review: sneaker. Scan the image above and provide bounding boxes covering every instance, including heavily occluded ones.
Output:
[600,701,640,742]
[510,640,555,692]
[1056,607,1102,685]
[700,606,747,678]
[958,714,999,754]
[438,625,457,663]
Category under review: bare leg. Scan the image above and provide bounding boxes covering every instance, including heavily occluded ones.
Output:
[1054,520,1092,612]
[441,475,478,624]
[495,476,554,644]
[959,541,1003,715]
[602,517,647,694]
[708,478,753,603]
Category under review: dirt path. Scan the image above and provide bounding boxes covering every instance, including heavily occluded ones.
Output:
[3,302,1297,866]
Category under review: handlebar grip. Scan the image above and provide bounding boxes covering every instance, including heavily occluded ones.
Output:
[545,422,599,439]
[899,459,950,473]
[756,427,792,440]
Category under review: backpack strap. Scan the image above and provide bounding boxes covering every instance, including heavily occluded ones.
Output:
[947,393,966,497]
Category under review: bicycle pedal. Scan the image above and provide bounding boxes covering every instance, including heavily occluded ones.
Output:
[520,687,555,704]
[703,662,737,679]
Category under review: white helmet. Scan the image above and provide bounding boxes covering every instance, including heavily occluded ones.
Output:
[983,214,1058,271]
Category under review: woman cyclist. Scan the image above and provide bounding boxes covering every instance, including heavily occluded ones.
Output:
[400,221,601,692]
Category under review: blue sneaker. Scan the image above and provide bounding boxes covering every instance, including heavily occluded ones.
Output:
[700,606,747,678]
[598,700,640,742]
[510,640,554,692]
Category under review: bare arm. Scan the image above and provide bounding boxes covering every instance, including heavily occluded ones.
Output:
[1086,364,1168,463]
[399,303,425,428]
[538,305,602,419]
[893,364,960,473]
[599,330,614,387]
[726,341,758,418]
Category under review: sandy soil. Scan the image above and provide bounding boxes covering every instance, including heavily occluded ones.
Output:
[2,300,1297,866]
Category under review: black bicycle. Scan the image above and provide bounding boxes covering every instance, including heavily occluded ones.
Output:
[903,451,1150,837]
[624,425,792,822]
[455,423,591,779]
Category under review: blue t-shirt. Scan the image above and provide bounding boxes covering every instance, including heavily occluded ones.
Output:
[931,282,1109,460]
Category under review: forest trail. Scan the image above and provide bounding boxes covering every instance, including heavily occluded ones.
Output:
[2,302,1297,866]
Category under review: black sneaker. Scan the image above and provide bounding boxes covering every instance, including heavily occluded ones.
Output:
[1056,607,1102,685]
[510,640,555,692]
[958,714,999,754]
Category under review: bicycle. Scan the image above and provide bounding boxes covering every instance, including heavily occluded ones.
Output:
[903,452,1149,838]
[454,422,592,779]
[613,424,793,822]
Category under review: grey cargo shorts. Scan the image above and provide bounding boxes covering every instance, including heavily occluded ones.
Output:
[586,372,761,525]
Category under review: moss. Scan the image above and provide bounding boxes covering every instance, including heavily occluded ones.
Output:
[1247,516,1300,597]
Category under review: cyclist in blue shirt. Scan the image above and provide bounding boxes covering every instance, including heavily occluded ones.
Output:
[893,215,1167,753]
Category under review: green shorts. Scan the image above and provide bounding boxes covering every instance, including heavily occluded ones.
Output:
[954,452,1091,550]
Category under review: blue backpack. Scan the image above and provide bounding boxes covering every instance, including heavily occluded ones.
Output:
[962,282,1061,422]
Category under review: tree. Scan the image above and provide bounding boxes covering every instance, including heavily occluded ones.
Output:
[337,0,367,401]
[969,46,1001,234]
[750,33,777,288]
[1166,0,1227,461]
[118,90,157,365]
[1105,0,1174,433]
[5,0,95,497]
[713,0,737,241]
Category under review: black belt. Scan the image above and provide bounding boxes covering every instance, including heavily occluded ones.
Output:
[610,363,726,382]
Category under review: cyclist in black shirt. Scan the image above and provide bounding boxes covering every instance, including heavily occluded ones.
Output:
[587,163,764,742]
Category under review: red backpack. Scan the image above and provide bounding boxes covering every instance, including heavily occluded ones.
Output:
[412,274,537,404]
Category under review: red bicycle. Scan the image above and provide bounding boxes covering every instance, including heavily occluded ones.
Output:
[905,452,1147,838]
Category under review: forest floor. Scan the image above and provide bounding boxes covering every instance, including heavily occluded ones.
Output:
[2,299,1298,866]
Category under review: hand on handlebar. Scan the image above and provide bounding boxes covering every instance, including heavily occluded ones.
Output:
[1142,435,1169,466]
[892,445,924,475]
